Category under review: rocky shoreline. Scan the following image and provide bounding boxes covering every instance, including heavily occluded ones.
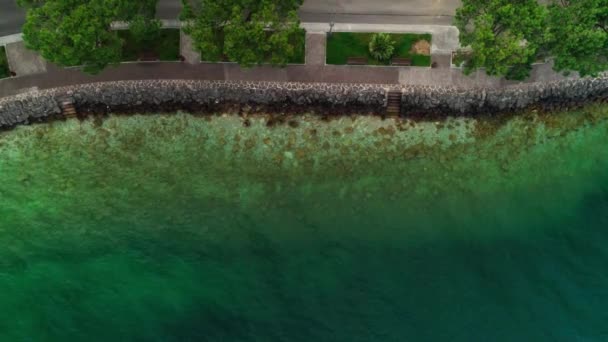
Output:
[1,78,608,130]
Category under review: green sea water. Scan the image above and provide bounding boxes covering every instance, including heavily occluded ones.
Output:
[1,106,608,341]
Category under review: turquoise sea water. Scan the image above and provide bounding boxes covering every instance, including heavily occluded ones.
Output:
[1,107,608,341]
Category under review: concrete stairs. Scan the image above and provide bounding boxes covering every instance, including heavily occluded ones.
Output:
[60,98,78,119]
[387,91,402,115]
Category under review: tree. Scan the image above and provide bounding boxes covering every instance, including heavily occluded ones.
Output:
[21,0,158,74]
[454,0,547,80]
[129,15,162,45]
[181,0,305,67]
[369,33,395,61]
[545,0,608,77]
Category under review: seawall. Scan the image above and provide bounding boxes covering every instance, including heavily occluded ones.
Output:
[1,78,608,129]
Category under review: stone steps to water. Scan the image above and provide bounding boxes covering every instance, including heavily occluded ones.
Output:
[387,91,401,114]
[60,99,78,119]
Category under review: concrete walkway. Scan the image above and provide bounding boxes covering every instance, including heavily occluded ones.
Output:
[0,61,402,98]
[180,31,200,64]
[8,0,571,98]
[305,34,326,66]
[4,42,47,77]
[0,20,573,98]
[0,55,574,99]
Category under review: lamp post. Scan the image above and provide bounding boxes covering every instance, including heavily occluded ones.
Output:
[328,0,339,37]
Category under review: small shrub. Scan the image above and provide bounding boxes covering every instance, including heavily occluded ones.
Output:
[369,33,395,62]
[452,50,470,68]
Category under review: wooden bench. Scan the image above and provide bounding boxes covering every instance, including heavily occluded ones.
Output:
[139,52,159,62]
[347,57,367,65]
[391,57,412,66]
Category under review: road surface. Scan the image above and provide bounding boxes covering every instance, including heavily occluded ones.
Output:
[0,0,25,36]
[157,0,181,20]
[0,0,182,36]
[299,0,460,25]
[0,0,461,37]
[300,0,461,16]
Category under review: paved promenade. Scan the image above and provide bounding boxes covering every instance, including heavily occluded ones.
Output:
[0,17,574,99]
[9,0,560,100]
[0,55,572,99]
[0,62,402,97]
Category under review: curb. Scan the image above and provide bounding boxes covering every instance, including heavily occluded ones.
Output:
[0,33,23,46]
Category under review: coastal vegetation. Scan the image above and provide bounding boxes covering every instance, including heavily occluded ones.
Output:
[455,0,608,80]
[13,0,607,79]
[545,0,608,77]
[368,33,396,62]
[19,0,161,73]
[326,32,432,66]
[195,30,306,65]
[180,0,305,67]
[0,46,9,78]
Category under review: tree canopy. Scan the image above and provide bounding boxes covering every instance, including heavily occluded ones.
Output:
[545,0,608,77]
[368,33,395,61]
[454,0,547,80]
[181,0,305,67]
[21,0,157,74]
[455,0,608,80]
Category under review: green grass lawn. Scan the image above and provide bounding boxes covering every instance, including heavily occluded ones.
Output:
[118,29,181,62]
[0,46,10,78]
[326,32,432,66]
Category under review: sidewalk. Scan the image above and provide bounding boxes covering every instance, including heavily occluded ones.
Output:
[0,57,575,99]
[0,22,574,98]
[0,62,402,98]
[3,41,47,77]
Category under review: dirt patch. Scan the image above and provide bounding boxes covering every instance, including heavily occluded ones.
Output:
[411,40,431,56]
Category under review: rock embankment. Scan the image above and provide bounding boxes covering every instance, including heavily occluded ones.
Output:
[0,94,61,128]
[1,77,608,129]
[403,77,608,115]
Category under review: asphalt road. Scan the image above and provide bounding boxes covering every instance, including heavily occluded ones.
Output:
[0,0,182,36]
[300,0,461,16]
[156,0,182,20]
[0,0,460,37]
[0,0,25,36]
